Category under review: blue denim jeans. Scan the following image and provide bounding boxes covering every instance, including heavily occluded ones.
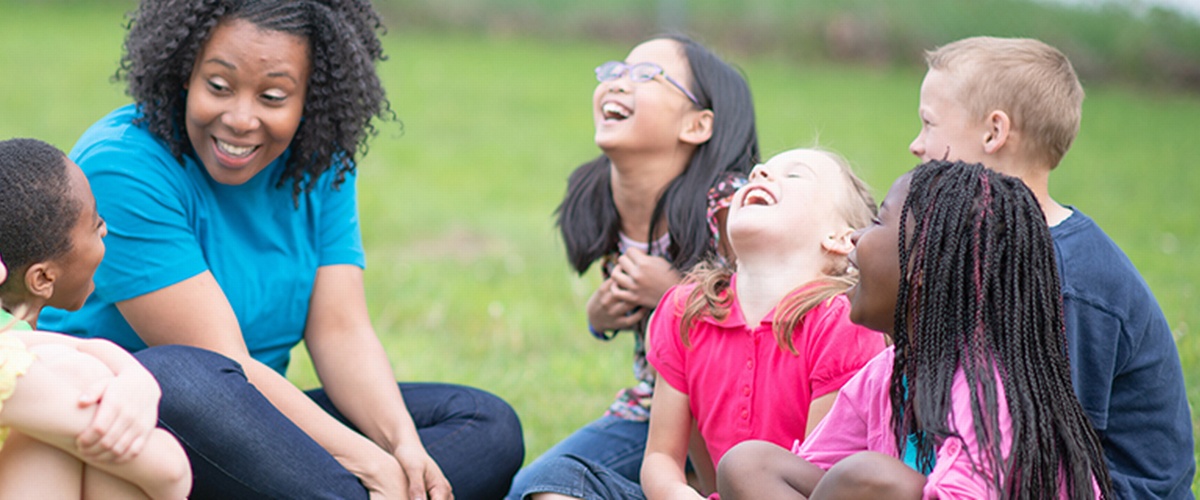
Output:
[516,454,645,500]
[506,415,647,499]
[137,345,524,500]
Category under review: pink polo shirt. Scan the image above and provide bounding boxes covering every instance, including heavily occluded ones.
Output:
[647,276,888,468]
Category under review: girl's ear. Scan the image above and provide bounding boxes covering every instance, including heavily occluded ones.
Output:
[679,109,714,146]
[821,227,855,256]
[982,110,1012,154]
[22,262,57,301]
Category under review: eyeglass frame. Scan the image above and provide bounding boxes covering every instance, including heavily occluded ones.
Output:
[594,61,702,107]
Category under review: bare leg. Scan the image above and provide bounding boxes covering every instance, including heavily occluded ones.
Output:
[83,465,150,500]
[0,347,191,499]
[809,452,924,500]
[718,440,824,499]
[0,430,83,499]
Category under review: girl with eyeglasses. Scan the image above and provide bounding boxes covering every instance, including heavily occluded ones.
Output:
[507,34,760,499]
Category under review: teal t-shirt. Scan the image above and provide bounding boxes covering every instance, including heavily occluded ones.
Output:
[40,105,366,374]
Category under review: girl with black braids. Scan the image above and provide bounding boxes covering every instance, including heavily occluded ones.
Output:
[508,34,758,500]
[39,1,523,498]
[716,160,1111,499]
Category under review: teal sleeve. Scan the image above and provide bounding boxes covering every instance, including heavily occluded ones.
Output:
[316,168,365,269]
[75,135,208,304]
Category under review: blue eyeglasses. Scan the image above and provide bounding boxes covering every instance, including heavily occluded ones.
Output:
[594,61,701,107]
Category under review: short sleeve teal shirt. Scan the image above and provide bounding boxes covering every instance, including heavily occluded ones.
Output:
[40,105,366,374]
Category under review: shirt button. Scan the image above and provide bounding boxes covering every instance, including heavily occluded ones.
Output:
[741,410,749,420]
[743,385,751,396]
[746,359,753,369]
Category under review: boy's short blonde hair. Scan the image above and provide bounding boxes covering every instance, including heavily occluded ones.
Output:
[925,37,1084,168]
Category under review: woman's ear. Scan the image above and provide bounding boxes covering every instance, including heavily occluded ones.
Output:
[679,109,714,146]
[821,228,855,256]
[22,262,57,302]
[982,110,1012,154]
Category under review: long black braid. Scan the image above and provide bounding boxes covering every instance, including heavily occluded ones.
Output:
[891,160,1111,499]
[117,0,393,203]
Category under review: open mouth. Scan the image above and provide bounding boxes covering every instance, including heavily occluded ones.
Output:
[741,186,777,207]
[601,102,632,121]
[214,138,259,158]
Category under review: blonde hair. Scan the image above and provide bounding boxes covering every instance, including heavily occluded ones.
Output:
[678,148,876,353]
[925,37,1084,168]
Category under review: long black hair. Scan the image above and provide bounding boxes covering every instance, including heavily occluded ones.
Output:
[117,0,393,201]
[892,160,1111,499]
[556,34,759,274]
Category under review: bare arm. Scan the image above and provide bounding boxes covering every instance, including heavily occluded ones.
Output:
[10,331,161,462]
[687,419,716,495]
[116,271,405,498]
[642,380,706,500]
[305,264,451,500]
[805,392,838,437]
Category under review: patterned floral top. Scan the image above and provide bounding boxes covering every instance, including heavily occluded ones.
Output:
[599,171,748,421]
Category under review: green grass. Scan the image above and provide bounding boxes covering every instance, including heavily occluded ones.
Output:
[1,1,1198,494]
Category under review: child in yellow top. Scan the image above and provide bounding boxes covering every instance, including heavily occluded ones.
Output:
[0,138,190,499]
[0,309,35,429]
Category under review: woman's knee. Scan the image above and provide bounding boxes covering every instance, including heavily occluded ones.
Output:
[135,345,243,387]
[133,345,250,421]
[473,386,525,473]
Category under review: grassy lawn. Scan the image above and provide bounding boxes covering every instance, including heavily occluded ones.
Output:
[1,1,1197,494]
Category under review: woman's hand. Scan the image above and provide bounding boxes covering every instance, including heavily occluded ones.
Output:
[611,247,682,309]
[348,447,407,499]
[393,443,453,500]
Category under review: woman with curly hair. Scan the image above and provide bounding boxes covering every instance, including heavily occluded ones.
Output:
[39,1,524,498]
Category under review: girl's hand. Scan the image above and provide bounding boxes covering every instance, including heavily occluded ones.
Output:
[75,367,161,463]
[587,278,648,332]
[611,248,682,308]
[393,443,453,500]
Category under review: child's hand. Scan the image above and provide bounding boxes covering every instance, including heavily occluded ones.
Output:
[587,277,648,332]
[75,367,162,463]
[611,247,682,309]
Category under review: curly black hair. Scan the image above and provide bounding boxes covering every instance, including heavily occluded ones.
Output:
[117,0,394,201]
[0,138,76,284]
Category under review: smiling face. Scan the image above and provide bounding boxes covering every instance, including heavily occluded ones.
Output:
[909,69,987,164]
[185,18,311,185]
[44,158,107,311]
[727,149,850,256]
[593,38,699,154]
[846,174,910,334]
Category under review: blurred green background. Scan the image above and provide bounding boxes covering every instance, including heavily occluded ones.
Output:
[0,0,1197,494]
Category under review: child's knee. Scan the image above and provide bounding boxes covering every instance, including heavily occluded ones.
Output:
[716,440,780,492]
[819,452,924,499]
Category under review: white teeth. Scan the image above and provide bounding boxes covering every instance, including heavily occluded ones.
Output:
[602,102,631,119]
[744,188,777,206]
[216,139,255,157]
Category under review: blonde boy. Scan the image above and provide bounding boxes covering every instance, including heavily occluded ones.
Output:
[909,36,1194,499]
